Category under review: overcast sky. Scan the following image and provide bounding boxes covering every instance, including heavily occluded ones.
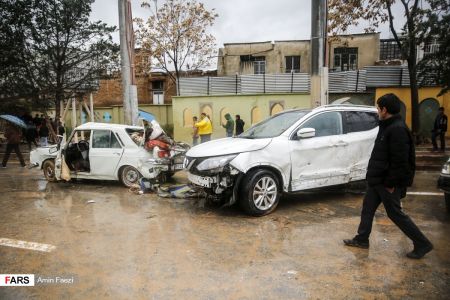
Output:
[91,0,405,48]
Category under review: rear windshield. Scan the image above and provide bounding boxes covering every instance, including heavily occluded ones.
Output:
[240,110,310,139]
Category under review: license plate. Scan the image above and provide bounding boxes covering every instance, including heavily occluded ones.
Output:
[188,172,214,188]
[173,164,184,170]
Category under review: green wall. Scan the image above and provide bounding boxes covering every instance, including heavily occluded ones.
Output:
[173,93,311,144]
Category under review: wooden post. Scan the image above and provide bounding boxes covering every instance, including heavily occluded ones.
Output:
[89,92,94,122]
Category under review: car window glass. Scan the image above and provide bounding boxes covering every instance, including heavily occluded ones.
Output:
[299,111,343,137]
[110,132,122,148]
[344,111,378,133]
[69,130,91,144]
[239,110,310,139]
[92,130,111,148]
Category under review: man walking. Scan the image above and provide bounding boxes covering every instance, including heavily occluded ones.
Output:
[222,113,234,137]
[2,123,26,168]
[194,113,212,143]
[343,93,433,259]
[431,107,447,152]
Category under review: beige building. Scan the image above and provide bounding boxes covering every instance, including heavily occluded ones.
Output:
[217,33,380,76]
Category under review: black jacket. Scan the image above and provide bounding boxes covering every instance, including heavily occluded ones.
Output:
[366,114,415,188]
[235,119,245,135]
[433,113,447,133]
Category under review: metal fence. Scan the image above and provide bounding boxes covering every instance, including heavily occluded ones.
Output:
[178,66,439,96]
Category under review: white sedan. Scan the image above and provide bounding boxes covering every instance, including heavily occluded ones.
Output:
[30,122,187,187]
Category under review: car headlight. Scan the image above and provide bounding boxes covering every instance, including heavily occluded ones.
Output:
[442,162,450,174]
[196,154,237,172]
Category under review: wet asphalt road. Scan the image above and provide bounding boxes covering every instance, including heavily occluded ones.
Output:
[0,163,449,299]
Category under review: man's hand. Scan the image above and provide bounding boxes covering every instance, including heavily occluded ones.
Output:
[385,187,395,193]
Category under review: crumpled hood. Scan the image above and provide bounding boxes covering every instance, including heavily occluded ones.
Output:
[186,137,271,158]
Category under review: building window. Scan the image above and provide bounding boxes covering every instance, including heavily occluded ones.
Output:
[240,55,265,74]
[380,39,402,60]
[423,39,441,55]
[270,103,284,116]
[333,47,358,71]
[251,106,262,125]
[285,56,300,73]
[152,81,164,90]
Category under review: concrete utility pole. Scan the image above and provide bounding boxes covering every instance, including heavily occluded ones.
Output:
[118,0,139,125]
[310,0,328,107]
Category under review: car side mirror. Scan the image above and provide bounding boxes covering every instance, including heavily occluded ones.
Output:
[297,128,315,139]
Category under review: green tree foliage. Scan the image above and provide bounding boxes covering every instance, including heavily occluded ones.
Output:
[328,0,437,138]
[135,0,218,95]
[0,0,118,118]
[417,1,450,96]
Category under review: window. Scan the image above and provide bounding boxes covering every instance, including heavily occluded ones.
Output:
[285,56,300,73]
[333,47,358,71]
[270,103,284,116]
[300,112,343,137]
[380,39,402,60]
[343,112,378,133]
[240,55,266,74]
[70,130,91,144]
[92,130,122,148]
[152,81,164,90]
[251,106,262,125]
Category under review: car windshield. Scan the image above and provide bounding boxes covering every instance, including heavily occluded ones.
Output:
[239,110,310,139]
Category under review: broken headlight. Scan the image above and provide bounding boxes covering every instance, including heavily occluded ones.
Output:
[196,154,237,172]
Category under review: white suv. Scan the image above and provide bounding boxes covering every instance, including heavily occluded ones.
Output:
[185,105,379,216]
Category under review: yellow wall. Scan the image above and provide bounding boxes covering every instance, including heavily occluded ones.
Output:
[375,87,450,134]
[172,93,311,144]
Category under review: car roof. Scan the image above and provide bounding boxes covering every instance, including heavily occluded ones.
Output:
[75,122,143,131]
[314,104,377,112]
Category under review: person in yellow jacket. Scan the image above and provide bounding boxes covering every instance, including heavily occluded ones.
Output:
[195,113,213,143]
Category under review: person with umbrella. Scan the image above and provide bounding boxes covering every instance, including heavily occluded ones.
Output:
[1,122,26,168]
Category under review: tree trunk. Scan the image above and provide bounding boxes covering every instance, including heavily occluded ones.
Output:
[55,90,63,122]
[408,57,420,142]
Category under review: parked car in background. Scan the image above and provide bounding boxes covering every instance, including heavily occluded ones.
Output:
[30,122,188,187]
[185,105,379,216]
[437,158,450,213]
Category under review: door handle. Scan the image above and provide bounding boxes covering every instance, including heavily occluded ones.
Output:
[113,152,121,155]
[335,141,348,147]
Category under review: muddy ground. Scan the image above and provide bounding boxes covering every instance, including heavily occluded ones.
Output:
[0,163,449,299]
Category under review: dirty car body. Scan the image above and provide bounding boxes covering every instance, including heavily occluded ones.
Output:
[437,158,450,213]
[185,105,379,216]
[30,122,187,187]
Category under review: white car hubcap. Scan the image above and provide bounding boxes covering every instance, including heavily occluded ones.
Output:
[253,176,277,210]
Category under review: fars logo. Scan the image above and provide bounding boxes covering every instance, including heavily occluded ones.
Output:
[0,274,35,286]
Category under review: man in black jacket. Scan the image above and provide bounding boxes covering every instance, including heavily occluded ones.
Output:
[343,94,433,259]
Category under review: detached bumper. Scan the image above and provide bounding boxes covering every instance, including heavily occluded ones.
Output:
[437,174,450,193]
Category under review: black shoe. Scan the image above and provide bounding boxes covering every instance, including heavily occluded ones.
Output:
[406,243,433,259]
[343,238,369,249]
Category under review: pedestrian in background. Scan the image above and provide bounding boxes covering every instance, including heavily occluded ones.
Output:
[192,116,199,146]
[39,120,49,146]
[2,123,26,168]
[235,114,245,135]
[25,121,38,150]
[222,113,234,137]
[194,113,212,143]
[432,107,447,152]
[343,93,433,259]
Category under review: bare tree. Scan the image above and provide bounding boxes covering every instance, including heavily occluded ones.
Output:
[135,0,218,95]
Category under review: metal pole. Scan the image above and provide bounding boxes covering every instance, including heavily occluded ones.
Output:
[119,0,131,124]
[310,0,327,107]
[89,93,94,122]
[71,98,77,134]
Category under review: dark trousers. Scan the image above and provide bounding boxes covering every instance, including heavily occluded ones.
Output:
[200,134,211,143]
[355,185,431,248]
[27,138,38,150]
[2,143,25,167]
[432,131,445,150]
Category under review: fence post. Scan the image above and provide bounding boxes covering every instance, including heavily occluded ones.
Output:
[355,70,359,92]
[291,71,294,93]
[399,67,403,87]
[207,76,210,95]
[235,74,238,94]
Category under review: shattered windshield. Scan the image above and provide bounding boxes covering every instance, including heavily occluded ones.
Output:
[239,110,310,139]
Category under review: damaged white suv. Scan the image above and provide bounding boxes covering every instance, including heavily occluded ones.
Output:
[185,105,379,216]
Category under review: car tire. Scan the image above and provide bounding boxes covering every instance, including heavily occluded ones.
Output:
[239,169,281,216]
[42,160,56,182]
[445,193,450,213]
[120,166,141,188]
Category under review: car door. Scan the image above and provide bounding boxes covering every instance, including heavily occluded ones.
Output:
[341,110,379,181]
[89,130,124,178]
[289,111,350,191]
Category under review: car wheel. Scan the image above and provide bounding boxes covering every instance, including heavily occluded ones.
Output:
[445,193,450,213]
[120,166,141,188]
[239,169,281,216]
[42,160,56,182]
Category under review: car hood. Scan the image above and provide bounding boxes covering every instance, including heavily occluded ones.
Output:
[186,137,272,158]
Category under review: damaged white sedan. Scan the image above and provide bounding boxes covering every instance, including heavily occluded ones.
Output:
[30,122,188,187]
[185,105,379,216]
